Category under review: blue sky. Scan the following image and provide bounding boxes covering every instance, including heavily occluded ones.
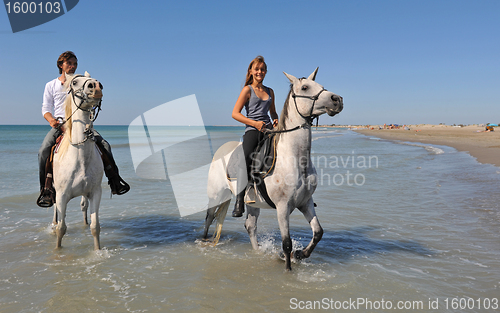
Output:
[0,0,498,126]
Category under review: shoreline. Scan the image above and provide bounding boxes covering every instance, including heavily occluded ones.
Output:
[352,124,500,167]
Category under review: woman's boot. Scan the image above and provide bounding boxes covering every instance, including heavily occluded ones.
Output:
[232,190,245,217]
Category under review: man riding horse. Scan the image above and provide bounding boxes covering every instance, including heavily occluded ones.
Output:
[37,51,129,207]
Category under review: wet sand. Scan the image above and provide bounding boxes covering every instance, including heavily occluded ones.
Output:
[354,124,500,167]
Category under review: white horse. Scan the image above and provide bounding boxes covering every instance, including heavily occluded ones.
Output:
[204,68,343,271]
[52,72,104,250]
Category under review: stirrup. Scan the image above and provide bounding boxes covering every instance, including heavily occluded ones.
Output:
[36,188,55,207]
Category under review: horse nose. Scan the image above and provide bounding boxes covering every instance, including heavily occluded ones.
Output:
[93,81,102,98]
[331,94,342,106]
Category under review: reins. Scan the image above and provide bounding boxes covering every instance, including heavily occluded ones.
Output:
[266,122,310,135]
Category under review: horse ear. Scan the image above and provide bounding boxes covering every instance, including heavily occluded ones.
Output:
[283,71,298,85]
[307,67,319,81]
[84,71,91,78]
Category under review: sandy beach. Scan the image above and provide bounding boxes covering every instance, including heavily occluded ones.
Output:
[354,124,500,167]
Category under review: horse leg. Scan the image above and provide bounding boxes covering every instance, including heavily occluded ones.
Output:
[80,196,89,225]
[277,203,293,271]
[295,199,323,260]
[203,206,218,239]
[54,201,67,249]
[244,206,260,250]
[204,187,232,242]
[88,189,102,250]
[52,206,57,227]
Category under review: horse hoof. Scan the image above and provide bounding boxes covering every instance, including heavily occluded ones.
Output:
[279,251,305,262]
[293,250,305,260]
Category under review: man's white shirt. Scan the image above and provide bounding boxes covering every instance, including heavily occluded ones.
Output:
[42,78,67,118]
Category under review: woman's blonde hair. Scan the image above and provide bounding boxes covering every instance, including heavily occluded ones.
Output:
[245,55,267,86]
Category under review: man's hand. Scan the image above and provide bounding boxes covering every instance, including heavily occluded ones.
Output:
[49,118,60,128]
[44,112,60,129]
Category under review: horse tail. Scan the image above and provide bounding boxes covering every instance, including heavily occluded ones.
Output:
[57,95,73,156]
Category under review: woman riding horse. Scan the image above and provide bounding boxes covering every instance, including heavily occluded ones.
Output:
[205,67,343,271]
[231,56,279,217]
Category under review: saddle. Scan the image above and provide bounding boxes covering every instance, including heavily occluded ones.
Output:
[250,132,277,180]
[225,133,277,208]
[249,133,277,208]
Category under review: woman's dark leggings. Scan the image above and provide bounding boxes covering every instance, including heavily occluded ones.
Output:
[242,130,266,180]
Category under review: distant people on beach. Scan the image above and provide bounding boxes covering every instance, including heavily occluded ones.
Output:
[379,124,410,130]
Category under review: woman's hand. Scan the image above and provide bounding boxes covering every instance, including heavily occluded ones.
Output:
[272,119,278,128]
[254,120,266,131]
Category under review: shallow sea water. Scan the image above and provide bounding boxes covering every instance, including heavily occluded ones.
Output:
[0,125,499,312]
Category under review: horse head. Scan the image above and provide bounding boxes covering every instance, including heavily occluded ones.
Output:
[283,68,343,121]
[58,72,104,154]
[65,71,103,110]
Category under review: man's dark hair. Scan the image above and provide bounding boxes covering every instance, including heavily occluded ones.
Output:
[57,51,77,74]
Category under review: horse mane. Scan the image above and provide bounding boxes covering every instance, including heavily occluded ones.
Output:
[57,81,74,156]
[277,85,292,132]
[274,85,293,144]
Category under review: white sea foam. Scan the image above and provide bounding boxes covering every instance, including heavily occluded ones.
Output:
[398,141,445,154]
[312,134,342,142]
[423,145,445,155]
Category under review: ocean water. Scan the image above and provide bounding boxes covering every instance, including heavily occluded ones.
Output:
[1,125,499,312]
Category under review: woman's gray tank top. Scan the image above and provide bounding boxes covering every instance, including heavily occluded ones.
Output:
[244,85,272,132]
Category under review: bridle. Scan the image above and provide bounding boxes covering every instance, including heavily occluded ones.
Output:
[57,75,103,145]
[68,75,102,121]
[268,82,327,135]
[291,85,327,126]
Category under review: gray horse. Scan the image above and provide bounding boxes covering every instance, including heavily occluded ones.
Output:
[204,68,343,271]
[52,72,104,250]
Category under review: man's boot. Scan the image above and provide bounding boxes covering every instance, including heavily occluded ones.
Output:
[104,164,130,195]
[97,144,130,195]
[37,152,56,207]
[36,174,55,207]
